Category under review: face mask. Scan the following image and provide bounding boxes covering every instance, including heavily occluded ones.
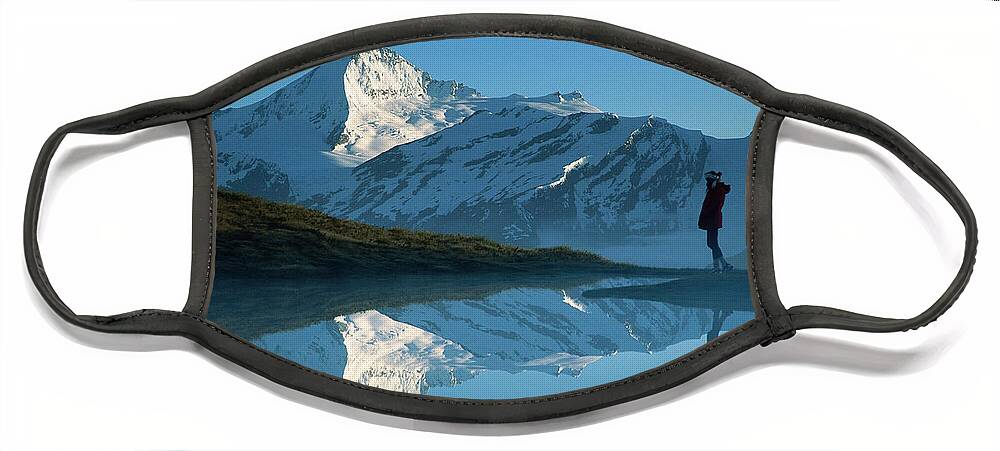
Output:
[25,14,977,424]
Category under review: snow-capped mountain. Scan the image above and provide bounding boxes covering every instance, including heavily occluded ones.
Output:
[212,47,600,203]
[307,107,748,246]
[213,55,355,202]
[213,46,750,262]
[251,277,753,396]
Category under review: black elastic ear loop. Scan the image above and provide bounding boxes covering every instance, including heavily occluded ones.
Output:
[24,106,199,334]
[771,96,978,333]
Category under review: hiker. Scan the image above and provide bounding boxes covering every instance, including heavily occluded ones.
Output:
[706,309,733,341]
[698,171,733,272]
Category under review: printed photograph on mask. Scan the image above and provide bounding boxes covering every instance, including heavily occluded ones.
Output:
[207,37,760,399]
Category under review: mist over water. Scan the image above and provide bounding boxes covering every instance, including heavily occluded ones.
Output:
[537,231,747,269]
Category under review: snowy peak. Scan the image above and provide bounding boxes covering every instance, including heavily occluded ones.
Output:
[344,48,481,102]
[540,90,586,103]
[211,57,351,144]
[426,79,482,100]
[345,48,430,101]
[287,59,353,105]
[212,46,743,230]
[321,103,749,245]
[506,91,601,115]
[336,310,477,394]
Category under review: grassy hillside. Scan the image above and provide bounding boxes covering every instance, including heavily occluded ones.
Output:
[216,190,634,277]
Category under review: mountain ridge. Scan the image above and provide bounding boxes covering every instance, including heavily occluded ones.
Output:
[211,47,750,265]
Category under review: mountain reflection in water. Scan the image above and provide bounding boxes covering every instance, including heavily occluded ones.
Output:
[209,271,752,399]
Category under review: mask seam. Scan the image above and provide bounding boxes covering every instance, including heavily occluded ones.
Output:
[198,121,215,316]
[748,113,774,328]
[786,310,869,319]
[101,310,758,406]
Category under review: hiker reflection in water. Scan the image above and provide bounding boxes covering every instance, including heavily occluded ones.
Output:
[707,309,734,341]
[698,171,733,272]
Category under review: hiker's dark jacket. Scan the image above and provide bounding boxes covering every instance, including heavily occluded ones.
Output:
[698,181,730,230]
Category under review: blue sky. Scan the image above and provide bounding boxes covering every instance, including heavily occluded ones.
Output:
[226,37,759,139]
[394,38,758,138]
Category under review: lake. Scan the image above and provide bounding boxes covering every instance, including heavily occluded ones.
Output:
[208,271,753,399]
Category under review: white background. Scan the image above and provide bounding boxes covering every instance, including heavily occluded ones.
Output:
[1,1,997,450]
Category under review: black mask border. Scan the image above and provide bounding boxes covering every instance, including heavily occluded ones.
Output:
[24,13,977,424]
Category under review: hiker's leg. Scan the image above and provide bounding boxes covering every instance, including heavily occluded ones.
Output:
[718,241,731,267]
[707,228,722,270]
[707,228,722,259]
